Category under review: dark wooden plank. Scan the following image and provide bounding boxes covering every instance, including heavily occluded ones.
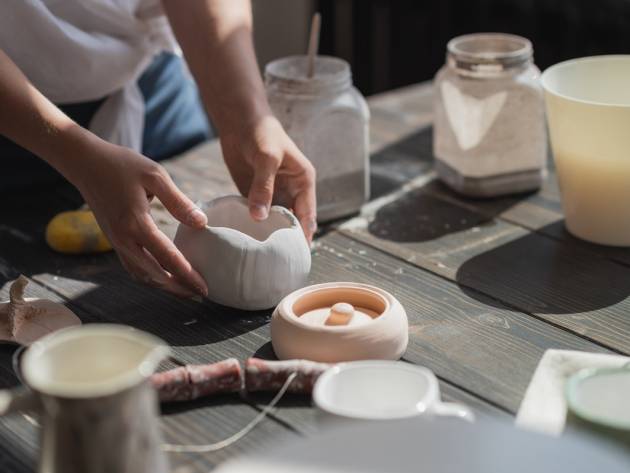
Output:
[160,397,297,472]
[246,376,511,438]
[370,122,435,200]
[0,419,35,473]
[21,238,508,433]
[13,149,594,416]
[438,380,509,420]
[0,283,297,473]
[341,184,527,281]
[424,174,630,267]
[31,263,274,364]
[0,199,300,473]
[0,184,80,271]
[0,82,493,471]
[308,233,607,413]
[340,183,630,354]
[342,183,630,352]
[0,200,510,433]
[246,334,510,435]
[0,344,37,473]
[2,81,611,470]
[0,392,295,473]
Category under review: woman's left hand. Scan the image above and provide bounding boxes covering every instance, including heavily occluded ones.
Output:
[220,115,317,241]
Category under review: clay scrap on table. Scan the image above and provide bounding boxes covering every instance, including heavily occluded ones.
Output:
[151,358,332,402]
[152,358,243,403]
[244,357,331,394]
[0,275,81,346]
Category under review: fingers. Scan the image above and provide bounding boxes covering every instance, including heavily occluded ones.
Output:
[293,183,318,242]
[286,147,317,242]
[138,216,208,297]
[295,199,317,242]
[144,167,207,229]
[248,153,280,221]
[118,246,198,298]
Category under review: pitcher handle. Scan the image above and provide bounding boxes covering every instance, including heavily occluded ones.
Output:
[0,388,39,416]
[432,401,475,423]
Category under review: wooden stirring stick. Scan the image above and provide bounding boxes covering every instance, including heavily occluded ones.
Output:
[306,12,321,78]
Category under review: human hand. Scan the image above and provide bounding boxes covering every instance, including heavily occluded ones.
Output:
[71,139,209,298]
[220,115,317,241]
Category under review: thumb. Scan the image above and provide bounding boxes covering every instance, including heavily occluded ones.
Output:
[248,157,278,220]
[147,169,207,228]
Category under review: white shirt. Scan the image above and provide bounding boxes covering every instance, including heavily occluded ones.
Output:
[0,0,178,150]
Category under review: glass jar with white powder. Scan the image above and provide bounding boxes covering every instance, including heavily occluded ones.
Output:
[433,33,547,197]
[265,56,369,221]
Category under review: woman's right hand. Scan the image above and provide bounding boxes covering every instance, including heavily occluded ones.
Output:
[0,48,205,297]
[70,138,209,298]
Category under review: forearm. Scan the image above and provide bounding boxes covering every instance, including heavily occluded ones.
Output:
[162,0,270,134]
[162,0,317,237]
[0,48,100,185]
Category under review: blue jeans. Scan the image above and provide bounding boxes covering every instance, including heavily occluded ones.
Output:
[139,53,213,161]
[0,53,213,191]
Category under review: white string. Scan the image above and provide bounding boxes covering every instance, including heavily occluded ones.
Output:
[22,412,40,427]
[162,371,298,454]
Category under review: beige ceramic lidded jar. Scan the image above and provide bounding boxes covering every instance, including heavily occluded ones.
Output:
[271,282,408,363]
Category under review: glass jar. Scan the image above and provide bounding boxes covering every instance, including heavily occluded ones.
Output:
[433,33,547,197]
[265,56,370,222]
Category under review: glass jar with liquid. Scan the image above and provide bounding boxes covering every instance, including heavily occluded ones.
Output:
[265,56,370,221]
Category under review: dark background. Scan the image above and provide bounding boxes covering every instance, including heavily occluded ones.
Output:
[317,0,630,95]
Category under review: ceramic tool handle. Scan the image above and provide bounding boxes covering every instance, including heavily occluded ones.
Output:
[432,401,475,423]
[0,388,40,416]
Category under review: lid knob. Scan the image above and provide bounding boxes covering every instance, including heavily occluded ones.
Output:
[325,303,355,326]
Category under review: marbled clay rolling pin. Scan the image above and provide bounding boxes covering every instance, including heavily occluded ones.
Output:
[151,358,332,402]
[245,358,331,394]
[151,358,243,402]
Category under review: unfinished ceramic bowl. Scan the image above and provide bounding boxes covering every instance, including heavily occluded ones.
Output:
[271,282,408,362]
[174,195,311,310]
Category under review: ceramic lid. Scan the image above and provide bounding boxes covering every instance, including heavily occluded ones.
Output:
[566,366,630,431]
[288,284,389,329]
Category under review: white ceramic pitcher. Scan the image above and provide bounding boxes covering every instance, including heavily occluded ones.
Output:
[0,324,170,473]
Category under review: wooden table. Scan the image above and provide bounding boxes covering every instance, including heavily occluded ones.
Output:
[1,82,629,472]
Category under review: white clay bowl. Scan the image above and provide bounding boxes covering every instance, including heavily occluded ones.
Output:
[174,195,311,310]
[271,282,408,362]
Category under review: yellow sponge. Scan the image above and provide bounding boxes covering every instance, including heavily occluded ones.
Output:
[46,210,112,254]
